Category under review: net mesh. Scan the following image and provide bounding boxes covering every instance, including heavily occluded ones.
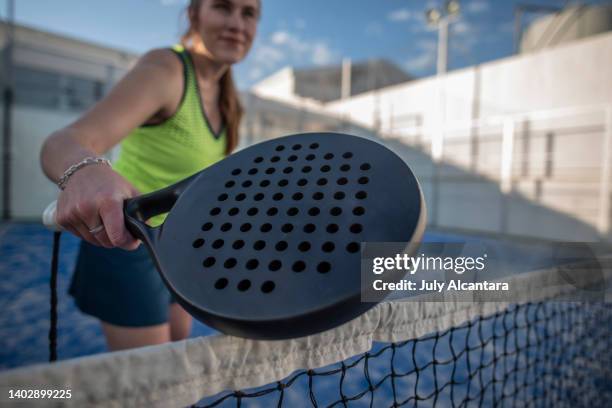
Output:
[194,301,612,408]
[1,262,611,408]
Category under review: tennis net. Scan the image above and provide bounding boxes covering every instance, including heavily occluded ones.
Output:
[1,254,611,407]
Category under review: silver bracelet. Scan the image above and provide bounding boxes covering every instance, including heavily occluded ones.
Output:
[57,157,111,190]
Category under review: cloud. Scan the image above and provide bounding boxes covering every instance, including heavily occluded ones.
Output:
[464,0,490,14]
[312,42,333,65]
[453,20,473,35]
[388,8,418,22]
[268,30,335,65]
[251,43,285,69]
[404,52,435,73]
[248,66,264,80]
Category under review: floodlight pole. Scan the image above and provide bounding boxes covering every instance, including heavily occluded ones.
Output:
[437,18,449,75]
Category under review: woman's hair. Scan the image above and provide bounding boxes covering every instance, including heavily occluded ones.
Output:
[181,0,258,154]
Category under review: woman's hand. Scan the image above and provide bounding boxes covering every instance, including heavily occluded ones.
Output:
[56,164,142,250]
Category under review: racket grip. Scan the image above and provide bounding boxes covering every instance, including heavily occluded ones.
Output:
[42,201,63,232]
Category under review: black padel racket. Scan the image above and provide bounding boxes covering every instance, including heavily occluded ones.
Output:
[45,132,426,340]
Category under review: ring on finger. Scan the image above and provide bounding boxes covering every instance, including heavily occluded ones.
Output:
[88,224,105,234]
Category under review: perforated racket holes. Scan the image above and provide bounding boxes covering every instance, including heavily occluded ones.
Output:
[253,157,264,164]
[298,242,311,252]
[334,192,345,200]
[202,222,213,231]
[297,178,308,187]
[260,223,272,232]
[210,207,221,216]
[240,223,252,232]
[292,192,303,201]
[283,167,293,174]
[342,152,353,159]
[330,207,342,216]
[350,224,363,234]
[203,257,216,268]
[305,154,316,161]
[346,242,360,253]
[268,260,282,271]
[224,258,237,268]
[253,240,266,250]
[322,242,335,252]
[281,224,294,233]
[254,193,265,201]
[231,169,241,176]
[247,207,258,216]
[232,240,245,250]
[212,239,224,249]
[358,177,369,185]
[292,144,302,151]
[317,262,331,274]
[308,207,320,216]
[324,153,334,160]
[260,180,271,187]
[320,165,331,173]
[220,223,232,232]
[353,207,365,216]
[218,193,229,201]
[228,208,239,216]
[237,280,251,291]
[273,193,284,201]
[215,278,228,289]
[337,177,348,186]
[356,191,367,200]
[192,238,205,248]
[340,164,351,172]
[261,281,275,293]
[265,167,275,175]
[270,156,280,163]
[241,180,252,188]
[292,261,306,272]
[287,207,299,216]
[326,224,339,234]
[309,143,319,149]
[360,163,371,171]
[246,259,259,270]
[225,180,235,188]
[275,241,288,251]
[303,223,316,233]
[316,178,328,186]
[278,179,289,187]
[313,192,324,201]
[288,155,298,162]
[235,193,246,201]
[267,208,278,216]
[275,145,285,152]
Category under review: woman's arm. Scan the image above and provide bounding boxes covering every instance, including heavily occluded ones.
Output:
[40,49,183,250]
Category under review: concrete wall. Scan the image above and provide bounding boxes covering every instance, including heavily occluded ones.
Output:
[320,31,612,242]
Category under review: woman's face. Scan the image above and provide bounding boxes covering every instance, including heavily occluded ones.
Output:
[193,0,260,64]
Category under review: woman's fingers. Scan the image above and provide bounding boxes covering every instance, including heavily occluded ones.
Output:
[99,197,140,250]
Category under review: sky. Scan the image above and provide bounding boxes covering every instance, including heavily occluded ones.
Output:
[1,0,610,90]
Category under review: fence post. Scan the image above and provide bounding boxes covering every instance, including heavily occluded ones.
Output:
[598,106,612,237]
[500,118,515,234]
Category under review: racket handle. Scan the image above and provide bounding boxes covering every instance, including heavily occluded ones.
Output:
[43,201,63,232]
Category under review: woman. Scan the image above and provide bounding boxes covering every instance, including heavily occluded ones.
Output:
[39,0,260,351]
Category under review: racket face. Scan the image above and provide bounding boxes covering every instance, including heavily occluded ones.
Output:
[144,133,425,339]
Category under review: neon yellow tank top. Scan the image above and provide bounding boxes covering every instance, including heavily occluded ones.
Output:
[113,45,227,226]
